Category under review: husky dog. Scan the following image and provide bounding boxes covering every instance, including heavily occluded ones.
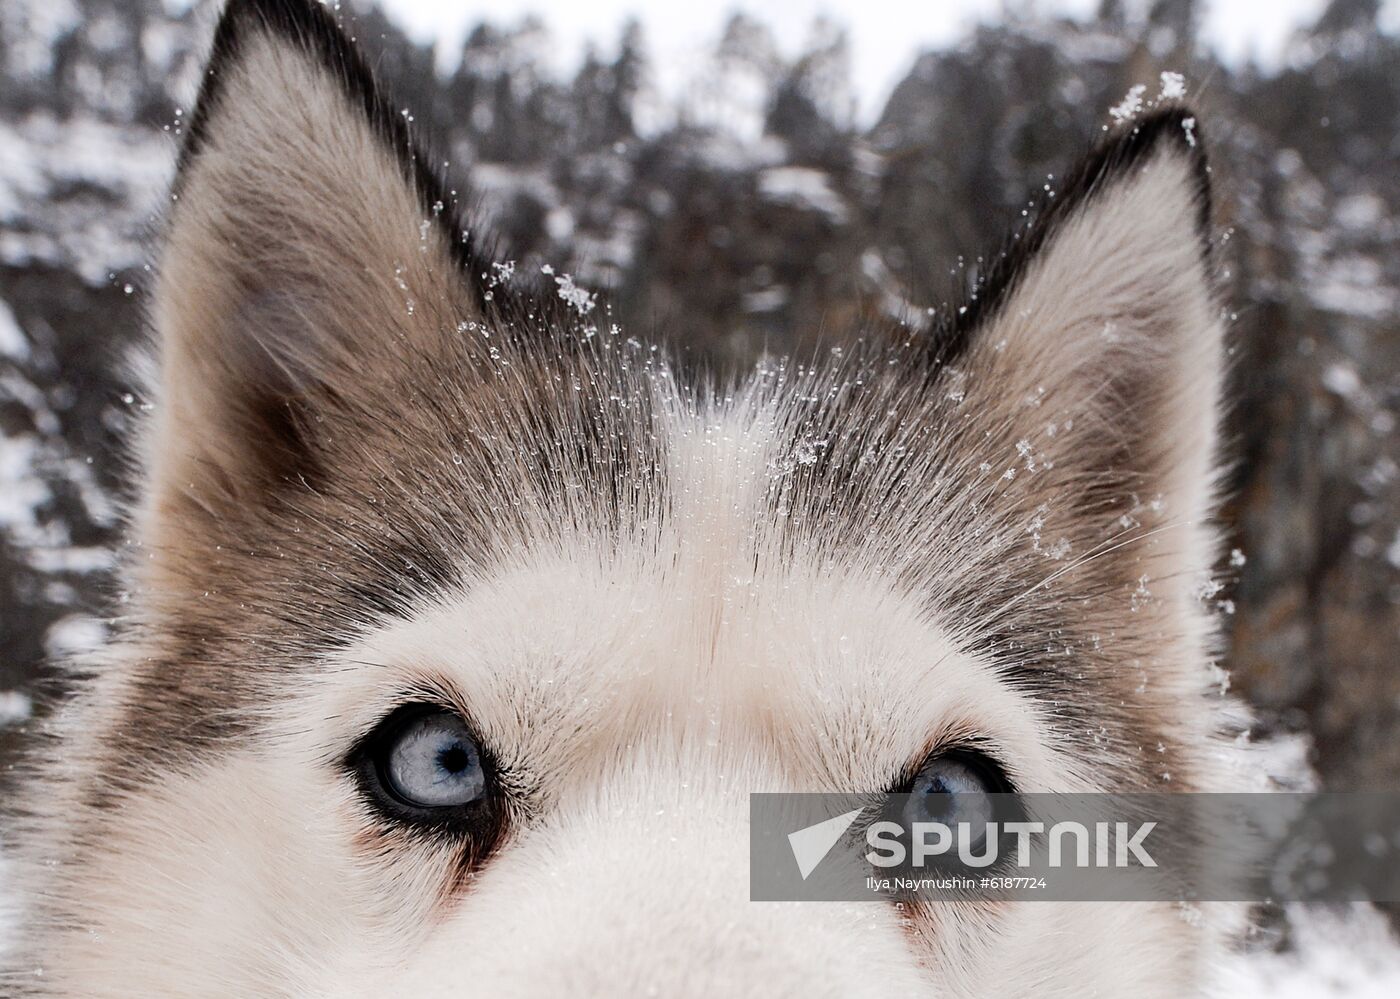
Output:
[3,0,1235,995]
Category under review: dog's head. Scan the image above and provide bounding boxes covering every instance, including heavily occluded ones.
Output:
[7,1,1232,995]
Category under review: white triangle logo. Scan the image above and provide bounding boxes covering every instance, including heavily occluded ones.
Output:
[787,808,864,880]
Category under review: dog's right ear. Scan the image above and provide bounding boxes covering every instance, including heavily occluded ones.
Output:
[143,0,488,545]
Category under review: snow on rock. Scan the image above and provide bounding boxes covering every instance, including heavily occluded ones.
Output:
[1321,361,1365,402]
[685,131,788,174]
[1203,731,1400,994]
[0,690,32,728]
[0,431,54,548]
[0,299,120,592]
[0,300,27,359]
[469,162,560,217]
[0,112,173,284]
[1311,255,1398,319]
[0,0,82,81]
[42,614,107,660]
[742,285,789,313]
[0,420,117,568]
[757,166,848,223]
[1216,905,1400,998]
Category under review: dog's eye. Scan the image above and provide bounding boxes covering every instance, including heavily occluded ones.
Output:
[901,749,1012,832]
[353,705,493,820]
[379,709,486,807]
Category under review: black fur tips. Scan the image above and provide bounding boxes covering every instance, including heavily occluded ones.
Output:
[928,105,1212,367]
[176,0,485,291]
[1075,107,1213,245]
[179,0,368,180]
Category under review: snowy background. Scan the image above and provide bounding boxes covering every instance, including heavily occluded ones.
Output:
[1,0,1399,991]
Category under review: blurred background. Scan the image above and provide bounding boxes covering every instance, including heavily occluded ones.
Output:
[1,0,1399,985]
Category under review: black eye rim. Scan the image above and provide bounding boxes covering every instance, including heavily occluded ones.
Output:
[347,702,506,837]
[890,745,1019,798]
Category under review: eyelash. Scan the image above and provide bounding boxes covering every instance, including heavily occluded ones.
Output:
[889,743,1018,797]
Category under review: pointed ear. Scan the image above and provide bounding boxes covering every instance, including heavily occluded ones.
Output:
[936,108,1222,537]
[145,0,485,530]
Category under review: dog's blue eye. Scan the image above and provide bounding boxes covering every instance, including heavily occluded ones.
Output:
[902,751,1005,831]
[381,710,486,808]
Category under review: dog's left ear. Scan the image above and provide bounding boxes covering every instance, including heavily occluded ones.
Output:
[935,108,1222,533]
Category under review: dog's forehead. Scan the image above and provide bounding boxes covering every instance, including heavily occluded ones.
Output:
[332,516,1047,793]
[311,394,1062,793]
[110,344,1185,793]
